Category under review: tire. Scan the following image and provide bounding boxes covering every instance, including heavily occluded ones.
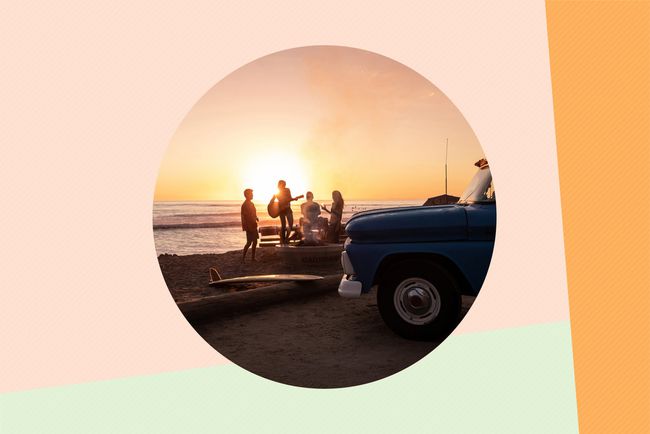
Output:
[377,260,461,341]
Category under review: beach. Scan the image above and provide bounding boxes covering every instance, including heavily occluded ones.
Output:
[159,246,343,303]
[159,248,473,388]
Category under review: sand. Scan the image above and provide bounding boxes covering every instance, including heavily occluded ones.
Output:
[159,248,474,388]
[158,246,343,303]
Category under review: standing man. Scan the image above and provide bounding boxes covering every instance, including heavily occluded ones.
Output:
[241,188,259,262]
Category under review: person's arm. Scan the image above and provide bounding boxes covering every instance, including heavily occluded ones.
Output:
[321,204,331,213]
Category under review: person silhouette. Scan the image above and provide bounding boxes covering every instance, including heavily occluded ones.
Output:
[321,190,344,243]
[276,180,295,245]
[300,191,321,244]
[240,188,259,262]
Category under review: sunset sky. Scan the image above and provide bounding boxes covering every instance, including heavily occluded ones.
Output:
[155,46,484,201]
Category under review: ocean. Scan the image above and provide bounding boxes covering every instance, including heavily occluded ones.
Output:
[153,200,422,255]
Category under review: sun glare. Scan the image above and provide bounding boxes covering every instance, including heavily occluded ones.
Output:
[240,154,310,202]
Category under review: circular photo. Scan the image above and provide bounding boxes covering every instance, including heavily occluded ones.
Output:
[154,46,495,388]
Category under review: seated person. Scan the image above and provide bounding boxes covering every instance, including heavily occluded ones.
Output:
[300,192,321,244]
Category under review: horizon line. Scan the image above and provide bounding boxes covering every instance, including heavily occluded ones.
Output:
[153,196,459,203]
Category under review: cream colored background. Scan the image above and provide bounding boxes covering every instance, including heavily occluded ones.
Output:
[0,1,567,393]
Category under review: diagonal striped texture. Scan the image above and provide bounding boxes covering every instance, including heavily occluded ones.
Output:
[546,1,650,433]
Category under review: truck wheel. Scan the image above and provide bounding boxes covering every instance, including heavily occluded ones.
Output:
[377,260,461,341]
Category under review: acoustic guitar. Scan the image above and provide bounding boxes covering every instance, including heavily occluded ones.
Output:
[267,194,304,218]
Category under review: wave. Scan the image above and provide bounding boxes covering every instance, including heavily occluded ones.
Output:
[153,219,278,230]
[153,221,242,230]
[163,212,242,218]
[154,202,239,207]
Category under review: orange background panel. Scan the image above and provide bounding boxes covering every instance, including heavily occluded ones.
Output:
[546,1,650,433]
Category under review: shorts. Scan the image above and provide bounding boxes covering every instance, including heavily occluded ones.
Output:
[246,229,259,242]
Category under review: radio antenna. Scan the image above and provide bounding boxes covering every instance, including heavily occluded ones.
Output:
[445,138,449,196]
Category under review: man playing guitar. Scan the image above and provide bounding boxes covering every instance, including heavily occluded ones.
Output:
[273,180,303,245]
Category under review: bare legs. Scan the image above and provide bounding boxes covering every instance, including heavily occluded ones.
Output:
[242,239,257,262]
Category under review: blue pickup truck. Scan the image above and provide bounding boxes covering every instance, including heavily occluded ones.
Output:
[339,161,496,340]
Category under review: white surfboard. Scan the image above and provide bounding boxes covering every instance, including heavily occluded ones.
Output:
[208,267,323,286]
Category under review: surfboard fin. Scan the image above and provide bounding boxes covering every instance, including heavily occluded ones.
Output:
[209,267,222,283]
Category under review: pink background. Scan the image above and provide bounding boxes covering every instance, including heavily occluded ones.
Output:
[0,1,566,392]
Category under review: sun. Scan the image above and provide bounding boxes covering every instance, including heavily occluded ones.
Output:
[240,154,310,202]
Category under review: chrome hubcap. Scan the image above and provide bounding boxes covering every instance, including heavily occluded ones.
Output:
[405,287,432,313]
[394,278,440,325]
